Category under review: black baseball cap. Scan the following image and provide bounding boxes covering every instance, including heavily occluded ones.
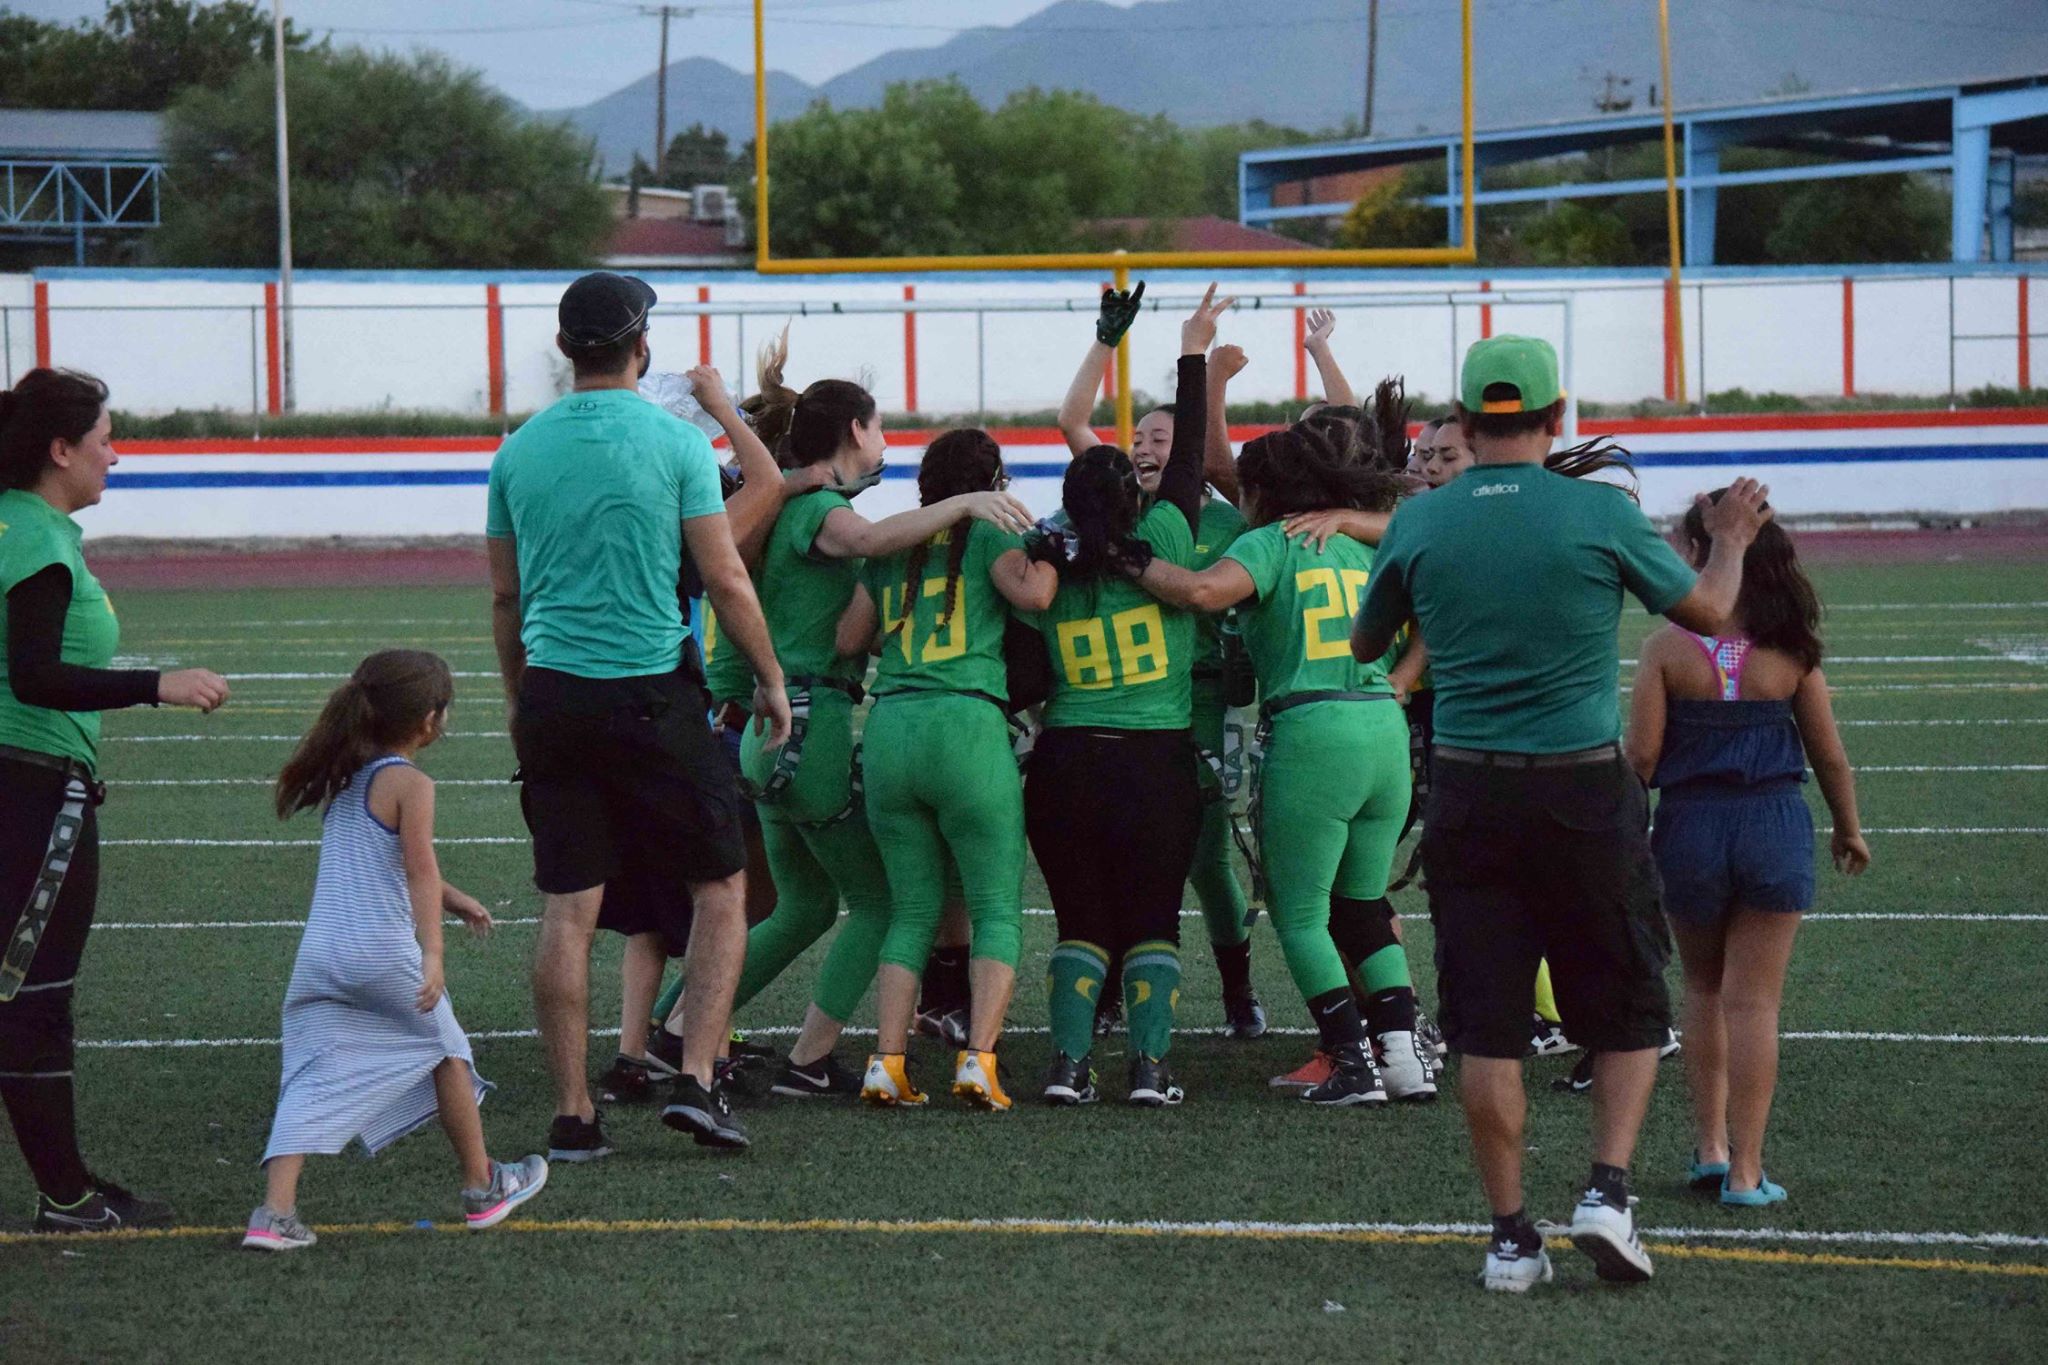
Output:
[558,271,656,346]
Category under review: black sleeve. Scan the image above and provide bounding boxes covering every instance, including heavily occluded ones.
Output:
[5,565,161,713]
[1156,353,1206,535]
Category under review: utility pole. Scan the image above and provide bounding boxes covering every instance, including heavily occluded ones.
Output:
[1362,0,1379,137]
[645,6,696,178]
[272,0,294,412]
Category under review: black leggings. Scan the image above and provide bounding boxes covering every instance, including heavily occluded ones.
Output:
[0,757,102,1202]
[1025,727,1202,957]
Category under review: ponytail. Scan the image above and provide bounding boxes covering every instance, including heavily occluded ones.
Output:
[739,325,801,464]
[1545,437,1640,502]
[274,650,455,817]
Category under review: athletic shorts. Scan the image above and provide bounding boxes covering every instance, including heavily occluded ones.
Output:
[1422,752,1671,1059]
[1652,783,1814,924]
[512,664,746,903]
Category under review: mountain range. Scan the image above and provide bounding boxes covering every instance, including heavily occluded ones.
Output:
[548,0,2048,175]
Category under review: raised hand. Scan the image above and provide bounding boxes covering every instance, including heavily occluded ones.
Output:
[159,668,230,713]
[1181,283,1237,357]
[687,364,735,415]
[1096,281,1146,348]
[1209,344,1249,383]
[1305,308,1337,349]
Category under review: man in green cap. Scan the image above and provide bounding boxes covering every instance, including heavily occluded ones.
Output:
[1352,334,1773,1293]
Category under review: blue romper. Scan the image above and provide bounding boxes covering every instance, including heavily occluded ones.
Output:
[1649,634,1815,924]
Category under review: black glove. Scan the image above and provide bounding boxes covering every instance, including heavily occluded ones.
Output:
[1111,534,1155,575]
[1095,281,1146,348]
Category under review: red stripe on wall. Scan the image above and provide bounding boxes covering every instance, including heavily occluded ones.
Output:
[263,283,282,416]
[485,284,506,416]
[698,285,712,366]
[1842,277,1856,398]
[32,281,50,368]
[1293,280,1308,401]
[2019,276,2032,393]
[1480,278,1493,340]
[903,284,919,413]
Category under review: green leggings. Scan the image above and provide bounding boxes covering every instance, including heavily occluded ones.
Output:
[863,693,1025,974]
[736,690,892,1023]
[1189,695,1251,947]
[1258,698,1411,1002]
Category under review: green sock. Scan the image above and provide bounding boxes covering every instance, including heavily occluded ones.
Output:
[1047,941,1110,1059]
[651,972,684,1030]
[1122,939,1182,1060]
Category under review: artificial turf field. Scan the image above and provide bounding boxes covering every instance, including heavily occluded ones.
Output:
[1,550,2044,1363]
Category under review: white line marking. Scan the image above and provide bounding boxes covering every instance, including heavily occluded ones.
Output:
[225,671,501,681]
[105,731,506,743]
[1803,912,2048,922]
[1838,718,2048,727]
[1829,602,2048,612]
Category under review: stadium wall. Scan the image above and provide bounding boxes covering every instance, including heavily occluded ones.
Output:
[4,265,2044,419]
[76,413,2048,541]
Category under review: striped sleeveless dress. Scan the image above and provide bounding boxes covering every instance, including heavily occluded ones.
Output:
[262,756,487,1162]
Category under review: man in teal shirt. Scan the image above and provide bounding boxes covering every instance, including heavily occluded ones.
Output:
[1353,335,1772,1293]
[488,272,788,1157]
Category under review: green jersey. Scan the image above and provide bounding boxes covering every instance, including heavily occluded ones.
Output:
[1034,501,1196,731]
[698,602,756,707]
[1191,497,1247,673]
[756,489,864,688]
[1223,522,1392,705]
[0,489,122,772]
[862,520,1023,701]
[485,387,724,679]
[1358,464,1697,753]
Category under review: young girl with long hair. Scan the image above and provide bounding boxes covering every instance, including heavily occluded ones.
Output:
[833,429,1058,1107]
[1626,492,1869,1206]
[1135,416,1438,1106]
[247,651,544,1251]
[1030,284,1231,1108]
[715,377,1033,1102]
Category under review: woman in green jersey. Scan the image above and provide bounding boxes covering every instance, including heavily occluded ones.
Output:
[1030,284,1230,1109]
[833,429,1058,1109]
[722,379,1033,1101]
[1134,419,1439,1107]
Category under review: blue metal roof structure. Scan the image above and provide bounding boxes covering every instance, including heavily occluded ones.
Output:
[1239,79,2048,265]
[0,111,167,265]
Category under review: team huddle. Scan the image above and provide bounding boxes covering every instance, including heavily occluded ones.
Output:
[0,270,1869,1293]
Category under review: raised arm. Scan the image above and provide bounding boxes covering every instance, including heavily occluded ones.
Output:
[1792,666,1871,875]
[685,511,792,749]
[1302,307,1357,408]
[688,364,811,565]
[1664,479,1772,634]
[1136,557,1255,615]
[1157,283,1234,534]
[811,491,1032,561]
[1057,342,1113,459]
[1205,344,1246,506]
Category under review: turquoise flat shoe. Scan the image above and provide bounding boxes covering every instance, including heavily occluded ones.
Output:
[1720,1173,1788,1207]
[1687,1151,1730,1193]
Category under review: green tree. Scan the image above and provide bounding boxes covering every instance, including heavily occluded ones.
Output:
[1763,173,1946,264]
[1514,201,1637,266]
[655,122,743,189]
[156,48,609,269]
[1334,166,1440,249]
[0,1,311,110]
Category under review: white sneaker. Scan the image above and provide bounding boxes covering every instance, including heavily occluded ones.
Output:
[1567,1192,1654,1282]
[1481,1236,1553,1293]
[1374,1030,1439,1102]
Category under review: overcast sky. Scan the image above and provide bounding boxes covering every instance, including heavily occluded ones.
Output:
[12,0,1147,109]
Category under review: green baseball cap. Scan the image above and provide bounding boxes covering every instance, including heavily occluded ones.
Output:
[1460,334,1564,413]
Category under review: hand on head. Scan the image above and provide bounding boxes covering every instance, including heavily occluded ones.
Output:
[1698,477,1773,548]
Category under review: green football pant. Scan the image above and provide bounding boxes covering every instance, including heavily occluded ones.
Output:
[1188,694,1250,947]
[863,693,1025,973]
[1258,698,1412,1002]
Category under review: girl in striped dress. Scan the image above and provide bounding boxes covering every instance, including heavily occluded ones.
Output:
[244,650,546,1252]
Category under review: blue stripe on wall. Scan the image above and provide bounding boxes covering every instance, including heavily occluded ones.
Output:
[101,442,2048,491]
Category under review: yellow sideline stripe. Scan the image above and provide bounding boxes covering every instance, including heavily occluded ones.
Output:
[3,1216,2044,1277]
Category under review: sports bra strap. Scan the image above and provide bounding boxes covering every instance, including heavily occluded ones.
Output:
[1687,632,1753,702]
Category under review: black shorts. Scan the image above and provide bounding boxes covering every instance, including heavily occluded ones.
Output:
[513,665,746,916]
[1421,752,1671,1059]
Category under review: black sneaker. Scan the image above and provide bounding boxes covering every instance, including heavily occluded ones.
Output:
[1552,1051,1596,1094]
[731,1033,780,1063]
[769,1051,862,1099]
[1223,990,1268,1041]
[662,1076,751,1149]
[642,1028,684,1076]
[87,1173,172,1227]
[1042,1051,1098,1106]
[1126,1054,1184,1107]
[1301,1042,1387,1107]
[596,1053,662,1104]
[916,1008,970,1050]
[1528,1015,1578,1057]
[546,1110,613,1163]
[1094,996,1124,1037]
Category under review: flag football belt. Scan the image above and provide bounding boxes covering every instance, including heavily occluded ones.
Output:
[1434,741,1620,768]
[0,747,102,1003]
[738,677,865,826]
[1258,689,1393,723]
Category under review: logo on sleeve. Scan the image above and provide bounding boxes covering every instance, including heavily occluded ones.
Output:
[1471,482,1521,497]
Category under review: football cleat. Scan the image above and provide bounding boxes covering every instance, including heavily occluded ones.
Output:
[1301,1042,1387,1107]
[1373,1030,1440,1102]
[1042,1052,1098,1106]
[1270,1051,1335,1090]
[1126,1054,1184,1108]
[951,1050,1013,1112]
[860,1053,929,1107]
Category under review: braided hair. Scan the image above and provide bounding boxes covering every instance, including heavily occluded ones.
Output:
[1681,489,1823,672]
[892,428,1006,638]
[1056,445,1143,587]
[1238,421,1408,522]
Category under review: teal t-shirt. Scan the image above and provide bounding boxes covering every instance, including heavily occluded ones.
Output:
[1034,500,1196,730]
[0,489,122,771]
[756,489,864,689]
[862,520,1023,701]
[1357,465,1697,753]
[1223,522,1391,704]
[486,388,724,679]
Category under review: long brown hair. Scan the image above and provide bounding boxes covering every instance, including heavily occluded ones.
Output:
[275,650,454,818]
[893,428,1005,639]
[1681,490,1824,672]
[0,368,108,490]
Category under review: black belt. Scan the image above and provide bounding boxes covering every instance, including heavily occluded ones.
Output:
[1259,690,1393,722]
[787,674,865,704]
[1435,741,1621,769]
[873,687,1009,713]
[0,744,100,789]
